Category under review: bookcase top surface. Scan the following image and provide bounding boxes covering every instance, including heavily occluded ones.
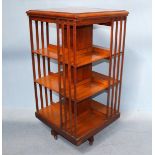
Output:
[26,7,129,19]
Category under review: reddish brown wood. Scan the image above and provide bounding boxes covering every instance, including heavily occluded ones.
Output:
[67,23,73,132]
[114,20,122,112]
[117,19,127,112]
[29,19,39,111]
[26,8,129,20]
[110,21,118,116]
[46,22,53,103]
[107,21,114,118]
[35,71,119,102]
[35,21,44,108]
[41,22,48,107]
[57,22,63,128]
[35,99,120,145]
[73,20,77,136]
[62,23,68,130]
[27,8,128,146]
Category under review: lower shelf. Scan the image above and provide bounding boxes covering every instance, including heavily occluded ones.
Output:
[35,99,120,145]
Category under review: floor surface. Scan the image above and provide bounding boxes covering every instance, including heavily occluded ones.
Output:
[2,108,152,155]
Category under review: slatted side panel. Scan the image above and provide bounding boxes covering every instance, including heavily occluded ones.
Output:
[117,18,127,112]
[29,18,78,137]
[55,20,77,137]
[106,17,127,117]
[29,18,55,111]
[29,18,39,112]
[114,20,123,113]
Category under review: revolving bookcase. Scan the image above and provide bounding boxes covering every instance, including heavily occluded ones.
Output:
[26,8,129,146]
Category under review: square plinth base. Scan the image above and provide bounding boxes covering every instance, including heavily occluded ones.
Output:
[35,100,120,146]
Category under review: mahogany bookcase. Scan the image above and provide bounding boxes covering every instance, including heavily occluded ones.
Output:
[26,8,129,146]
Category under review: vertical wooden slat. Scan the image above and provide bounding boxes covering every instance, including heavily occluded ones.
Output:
[41,22,45,48]
[67,22,72,132]
[35,21,44,109]
[114,20,122,113]
[62,23,67,129]
[29,18,39,111]
[117,19,127,112]
[107,21,114,118]
[46,22,53,103]
[57,22,63,128]
[73,20,77,136]
[110,21,118,116]
[41,22,48,107]
[46,22,50,74]
[46,22,49,45]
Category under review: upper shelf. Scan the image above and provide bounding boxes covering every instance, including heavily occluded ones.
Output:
[35,71,119,102]
[32,44,110,67]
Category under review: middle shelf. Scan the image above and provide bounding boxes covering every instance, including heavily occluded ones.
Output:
[35,71,119,102]
[32,44,111,67]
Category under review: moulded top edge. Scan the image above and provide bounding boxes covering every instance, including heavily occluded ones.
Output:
[26,7,129,19]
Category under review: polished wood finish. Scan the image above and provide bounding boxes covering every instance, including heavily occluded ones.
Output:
[35,99,120,144]
[27,8,128,146]
[32,44,110,67]
[35,71,119,102]
[26,8,128,19]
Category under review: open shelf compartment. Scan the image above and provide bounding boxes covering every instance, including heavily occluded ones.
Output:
[36,99,120,145]
[32,44,110,67]
[35,71,119,102]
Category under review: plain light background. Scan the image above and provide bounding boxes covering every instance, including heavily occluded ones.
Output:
[2,0,152,155]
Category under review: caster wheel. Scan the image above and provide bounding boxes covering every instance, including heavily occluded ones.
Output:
[88,137,94,146]
[54,135,58,140]
[89,141,93,145]
[51,130,58,140]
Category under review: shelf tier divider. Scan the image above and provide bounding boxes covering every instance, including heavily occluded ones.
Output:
[34,71,119,102]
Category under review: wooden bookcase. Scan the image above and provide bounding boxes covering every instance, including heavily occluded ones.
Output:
[26,8,129,146]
